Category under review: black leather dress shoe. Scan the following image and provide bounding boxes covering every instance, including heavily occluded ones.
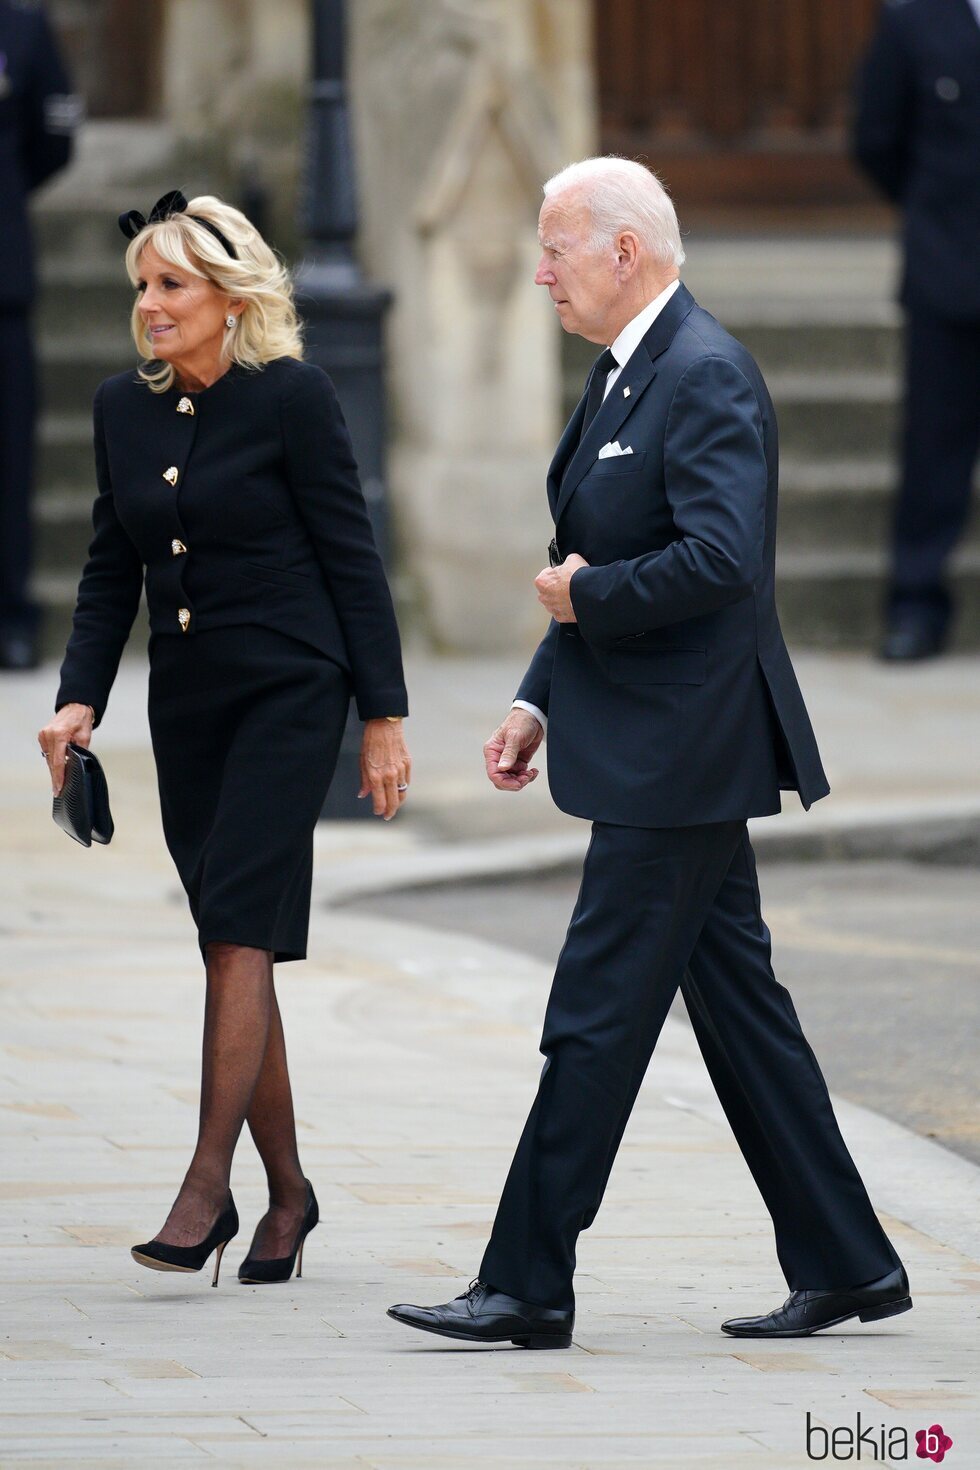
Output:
[879,618,946,662]
[721,1265,912,1337]
[387,1278,573,1349]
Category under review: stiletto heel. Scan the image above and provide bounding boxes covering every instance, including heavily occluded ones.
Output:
[212,1239,228,1287]
[131,1195,239,1285]
[238,1179,318,1284]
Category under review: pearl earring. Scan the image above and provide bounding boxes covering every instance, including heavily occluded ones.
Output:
[226,315,236,329]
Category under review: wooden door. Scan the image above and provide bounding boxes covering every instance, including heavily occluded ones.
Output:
[596,0,883,217]
[49,0,163,118]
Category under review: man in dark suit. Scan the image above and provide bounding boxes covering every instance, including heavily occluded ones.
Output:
[0,0,79,668]
[388,157,910,1348]
[853,0,980,659]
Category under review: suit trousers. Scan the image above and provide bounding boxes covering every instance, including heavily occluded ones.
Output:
[0,312,38,632]
[890,307,980,629]
[480,821,902,1310]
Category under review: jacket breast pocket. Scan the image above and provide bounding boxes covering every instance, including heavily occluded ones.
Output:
[606,646,705,685]
[591,449,648,477]
[243,562,314,589]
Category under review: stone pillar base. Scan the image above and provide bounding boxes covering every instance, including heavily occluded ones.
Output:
[394,445,552,653]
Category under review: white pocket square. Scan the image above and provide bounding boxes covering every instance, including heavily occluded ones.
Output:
[597,440,633,460]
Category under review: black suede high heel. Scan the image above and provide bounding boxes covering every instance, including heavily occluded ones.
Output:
[238,1179,319,1284]
[131,1195,239,1287]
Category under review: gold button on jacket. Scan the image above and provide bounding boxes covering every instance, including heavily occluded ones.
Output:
[163,466,179,486]
[177,607,191,632]
[171,539,187,556]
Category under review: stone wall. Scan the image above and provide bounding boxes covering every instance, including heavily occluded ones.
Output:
[161,0,308,255]
[350,0,596,651]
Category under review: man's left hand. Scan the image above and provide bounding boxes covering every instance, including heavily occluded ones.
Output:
[534,553,589,622]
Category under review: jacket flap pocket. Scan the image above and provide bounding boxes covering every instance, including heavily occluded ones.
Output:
[607,647,705,685]
[243,562,313,588]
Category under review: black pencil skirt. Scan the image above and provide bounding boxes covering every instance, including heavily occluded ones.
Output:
[147,624,351,963]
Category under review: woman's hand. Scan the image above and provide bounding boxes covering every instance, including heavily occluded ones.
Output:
[359,718,411,820]
[37,703,94,796]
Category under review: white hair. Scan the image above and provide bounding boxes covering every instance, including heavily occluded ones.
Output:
[543,157,685,269]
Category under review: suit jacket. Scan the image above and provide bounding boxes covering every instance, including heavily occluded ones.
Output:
[55,357,408,724]
[853,0,980,319]
[0,0,77,308]
[517,284,829,829]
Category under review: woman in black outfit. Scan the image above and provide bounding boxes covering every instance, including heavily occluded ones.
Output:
[37,191,410,1286]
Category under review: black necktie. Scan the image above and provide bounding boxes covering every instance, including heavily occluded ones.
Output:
[579,347,618,441]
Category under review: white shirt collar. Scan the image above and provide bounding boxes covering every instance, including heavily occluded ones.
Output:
[608,279,682,373]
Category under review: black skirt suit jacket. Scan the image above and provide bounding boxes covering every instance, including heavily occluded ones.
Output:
[55,356,408,724]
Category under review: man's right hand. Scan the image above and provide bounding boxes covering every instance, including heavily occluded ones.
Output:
[484,708,543,792]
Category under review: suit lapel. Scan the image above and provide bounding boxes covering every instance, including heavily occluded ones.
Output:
[553,283,696,526]
[546,387,589,518]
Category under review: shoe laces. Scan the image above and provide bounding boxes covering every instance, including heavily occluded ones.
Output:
[460,1278,485,1303]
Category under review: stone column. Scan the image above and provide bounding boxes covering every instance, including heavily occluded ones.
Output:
[350,0,596,652]
[160,0,307,250]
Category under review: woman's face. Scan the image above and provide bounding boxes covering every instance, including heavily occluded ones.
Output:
[135,242,236,367]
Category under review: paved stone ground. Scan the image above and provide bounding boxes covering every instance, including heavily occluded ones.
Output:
[355,860,980,1165]
[2,652,978,1467]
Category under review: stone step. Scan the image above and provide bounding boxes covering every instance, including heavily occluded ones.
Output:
[33,574,150,665]
[32,198,138,263]
[33,460,980,600]
[36,262,134,338]
[773,550,980,650]
[776,460,980,551]
[562,315,902,381]
[38,337,134,418]
[37,414,93,488]
[737,320,900,376]
[561,365,899,459]
[37,553,980,662]
[35,489,95,571]
[769,371,898,458]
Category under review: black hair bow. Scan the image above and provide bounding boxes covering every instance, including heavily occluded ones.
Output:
[117,189,238,259]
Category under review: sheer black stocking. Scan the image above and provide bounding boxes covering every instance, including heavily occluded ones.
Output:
[244,988,310,1259]
[154,941,274,1247]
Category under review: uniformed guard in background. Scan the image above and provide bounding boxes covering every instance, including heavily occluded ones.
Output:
[0,0,79,669]
[853,0,980,661]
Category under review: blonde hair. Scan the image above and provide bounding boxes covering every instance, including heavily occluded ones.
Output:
[124,194,303,392]
[543,157,686,270]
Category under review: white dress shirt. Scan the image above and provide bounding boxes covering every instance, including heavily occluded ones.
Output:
[513,280,682,735]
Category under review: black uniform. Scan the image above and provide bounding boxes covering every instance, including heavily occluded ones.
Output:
[0,0,77,660]
[55,358,408,961]
[853,0,980,647]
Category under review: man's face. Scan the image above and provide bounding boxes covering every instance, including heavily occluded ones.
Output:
[534,193,620,344]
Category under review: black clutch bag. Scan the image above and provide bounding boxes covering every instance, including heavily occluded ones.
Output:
[52,742,114,847]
